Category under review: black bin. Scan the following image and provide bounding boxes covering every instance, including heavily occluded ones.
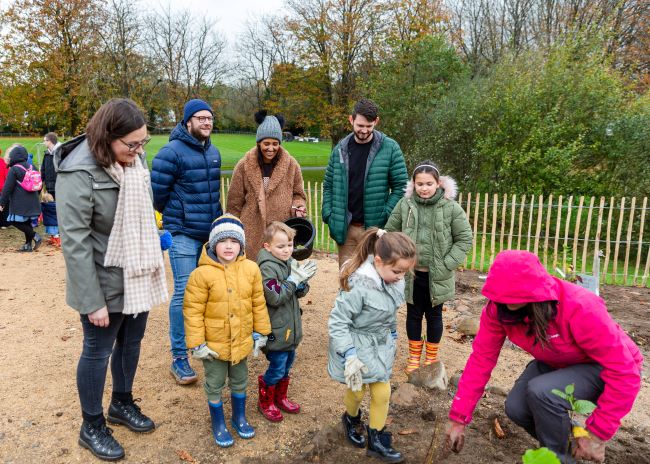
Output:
[284,217,315,261]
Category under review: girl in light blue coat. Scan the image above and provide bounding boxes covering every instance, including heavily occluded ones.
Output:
[328,228,416,463]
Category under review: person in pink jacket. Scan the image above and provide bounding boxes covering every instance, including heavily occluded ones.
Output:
[446,250,643,463]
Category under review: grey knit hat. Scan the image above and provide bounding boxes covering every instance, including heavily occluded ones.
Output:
[208,214,246,256]
[255,110,283,143]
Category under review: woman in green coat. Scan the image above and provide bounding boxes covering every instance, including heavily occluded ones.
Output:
[385,160,472,374]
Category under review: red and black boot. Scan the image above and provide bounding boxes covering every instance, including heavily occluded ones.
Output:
[257,375,283,422]
[274,377,300,414]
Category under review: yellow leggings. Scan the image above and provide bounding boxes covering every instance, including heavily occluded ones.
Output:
[344,382,391,430]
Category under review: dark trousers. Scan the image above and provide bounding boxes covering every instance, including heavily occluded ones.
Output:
[505,360,604,464]
[0,207,9,227]
[263,349,296,386]
[11,220,35,243]
[77,312,149,421]
[406,271,443,342]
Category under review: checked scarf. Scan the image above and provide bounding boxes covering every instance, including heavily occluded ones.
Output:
[103,160,168,315]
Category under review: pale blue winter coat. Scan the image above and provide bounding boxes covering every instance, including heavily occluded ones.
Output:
[328,256,405,384]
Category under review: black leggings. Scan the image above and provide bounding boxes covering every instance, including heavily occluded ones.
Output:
[406,271,443,343]
[11,220,35,243]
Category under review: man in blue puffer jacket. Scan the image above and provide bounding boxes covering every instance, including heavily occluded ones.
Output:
[152,99,223,385]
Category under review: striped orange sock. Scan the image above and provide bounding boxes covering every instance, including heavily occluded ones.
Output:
[424,342,440,365]
[406,340,424,374]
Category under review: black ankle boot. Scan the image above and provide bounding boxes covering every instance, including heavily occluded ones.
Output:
[107,398,155,433]
[366,426,403,463]
[342,411,366,448]
[79,419,125,461]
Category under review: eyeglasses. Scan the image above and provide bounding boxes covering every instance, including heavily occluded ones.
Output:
[192,115,214,124]
[118,136,151,152]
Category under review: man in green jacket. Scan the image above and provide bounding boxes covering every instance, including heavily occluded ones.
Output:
[322,98,408,268]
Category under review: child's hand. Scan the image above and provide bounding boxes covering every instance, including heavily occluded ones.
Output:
[191,343,219,361]
[252,332,268,357]
[391,330,398,340]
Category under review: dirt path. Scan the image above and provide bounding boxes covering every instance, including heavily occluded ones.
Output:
[0,228,648,463]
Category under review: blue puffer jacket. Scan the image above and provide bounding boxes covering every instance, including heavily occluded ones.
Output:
[151,124,222,242]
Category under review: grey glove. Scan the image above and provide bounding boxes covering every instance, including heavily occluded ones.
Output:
[344,356,368,392]
[252,332,268,357]
[288,260,317,286]
[191,343,219,361]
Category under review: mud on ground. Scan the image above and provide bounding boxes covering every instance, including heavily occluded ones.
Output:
[0,226,648,463]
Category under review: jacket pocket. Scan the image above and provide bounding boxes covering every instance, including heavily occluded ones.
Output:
[205,318,226,343]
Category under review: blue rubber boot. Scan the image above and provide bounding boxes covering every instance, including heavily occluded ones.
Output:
[208,401,234,447]
[231,393,255,439]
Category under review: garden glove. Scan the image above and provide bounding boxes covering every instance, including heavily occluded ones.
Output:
[252,332,268,357]
[287,260,316,286]
[191,343,219,361]
[300,260,318,280]
[159,230,172,251]
[344,356,368,392]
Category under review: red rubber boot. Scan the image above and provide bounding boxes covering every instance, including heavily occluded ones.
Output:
[257,375,283,422]
[274,377,300,414]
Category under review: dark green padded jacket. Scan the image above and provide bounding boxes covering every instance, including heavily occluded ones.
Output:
[322,131,408,245]
[384,176,473,305]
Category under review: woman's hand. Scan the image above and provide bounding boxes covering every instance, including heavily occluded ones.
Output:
[292,205,307,218]
[445,420,467,454]
[88,306,110,327]
[573,435,606,463]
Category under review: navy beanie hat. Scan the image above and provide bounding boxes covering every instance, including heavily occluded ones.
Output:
[183,99,213,123]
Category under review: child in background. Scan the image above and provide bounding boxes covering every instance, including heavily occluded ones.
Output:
[256,222,317,422]
[385,160,472,373]
[41,192,60,247]
[183,214,271,448]
[328,229,416,463]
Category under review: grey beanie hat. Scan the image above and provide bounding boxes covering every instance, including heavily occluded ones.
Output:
[256,114,283,143]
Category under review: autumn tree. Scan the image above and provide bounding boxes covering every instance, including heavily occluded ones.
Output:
[1,0,105,134]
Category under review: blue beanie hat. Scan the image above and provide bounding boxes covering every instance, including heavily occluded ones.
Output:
[183,99,213,124]
[209,214,246,255]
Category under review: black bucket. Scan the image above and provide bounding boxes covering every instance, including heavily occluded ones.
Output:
[284,217,315,261]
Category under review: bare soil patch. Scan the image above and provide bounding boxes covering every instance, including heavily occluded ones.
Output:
[0,226,648,463]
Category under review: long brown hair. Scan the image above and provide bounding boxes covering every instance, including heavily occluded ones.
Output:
[496,301,558,348]
[86,98,146,168]
[339,228,416,290]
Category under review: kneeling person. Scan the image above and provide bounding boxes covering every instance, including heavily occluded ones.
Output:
[183,214,271,447]
[256,222,317,422]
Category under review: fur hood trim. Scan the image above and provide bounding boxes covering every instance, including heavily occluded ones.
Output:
[348,255,406,305]
[404,175,457,200]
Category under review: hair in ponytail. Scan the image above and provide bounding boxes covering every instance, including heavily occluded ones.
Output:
[339,228,416,290]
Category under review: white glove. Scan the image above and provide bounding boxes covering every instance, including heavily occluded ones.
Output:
[288,260,317,285]
[252,332,268,357]
[344,356,368,392]
[191,343,219,361]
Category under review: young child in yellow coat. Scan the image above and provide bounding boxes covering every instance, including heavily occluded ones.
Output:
[183,214,271,448]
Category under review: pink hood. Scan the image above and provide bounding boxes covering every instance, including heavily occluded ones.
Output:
[481,249,557,304]
[449,250,643,441]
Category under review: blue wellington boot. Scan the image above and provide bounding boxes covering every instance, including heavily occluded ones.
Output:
[231,393,255,439]
[208,401,234,447]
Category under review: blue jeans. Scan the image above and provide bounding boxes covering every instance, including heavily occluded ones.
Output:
[168,234,204,358]
[77,312,149,419]
[263,350,296,386]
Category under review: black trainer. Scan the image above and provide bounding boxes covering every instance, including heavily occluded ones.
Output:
[107,398,155,433]
[342,411,366,448]
[78,420,125,461]
[366,426,403,463]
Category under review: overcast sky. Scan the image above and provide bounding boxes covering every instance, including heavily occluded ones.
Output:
[0,0,286,43]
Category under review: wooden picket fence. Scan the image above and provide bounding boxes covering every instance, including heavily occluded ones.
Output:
[220,178,650,288]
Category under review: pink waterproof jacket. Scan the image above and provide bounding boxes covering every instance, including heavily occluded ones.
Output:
[449,250,643,441]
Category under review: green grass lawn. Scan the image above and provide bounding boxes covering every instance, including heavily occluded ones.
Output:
[0,133,332,170]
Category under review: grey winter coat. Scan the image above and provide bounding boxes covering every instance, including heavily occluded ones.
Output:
[328,256,405,384]
[384,177,472,305]
[55,135,149,314]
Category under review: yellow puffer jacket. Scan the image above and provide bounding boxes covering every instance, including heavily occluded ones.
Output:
[183,246,271,364]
